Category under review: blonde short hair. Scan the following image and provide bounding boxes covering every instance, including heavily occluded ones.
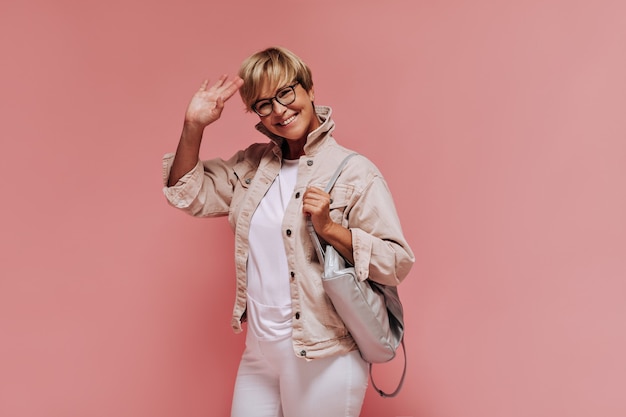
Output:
[238,46,314,111]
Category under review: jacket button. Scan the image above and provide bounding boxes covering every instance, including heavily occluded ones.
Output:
[295,312,300,319]
[290,271,295,279]
[300,350,307,357]
[295,192,300,198]
[307,160,313,166]
[286,229,292,236]
[245,178,251,184]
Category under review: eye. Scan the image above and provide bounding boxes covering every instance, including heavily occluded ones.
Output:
[254,100,272,114]
[277,87,295,101]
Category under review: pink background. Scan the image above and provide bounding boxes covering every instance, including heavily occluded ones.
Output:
[1,1,625,416]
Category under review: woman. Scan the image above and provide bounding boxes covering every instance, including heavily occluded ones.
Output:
[163,46,414,417]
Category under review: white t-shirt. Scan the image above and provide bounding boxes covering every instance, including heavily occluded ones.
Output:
[246,159,299,340]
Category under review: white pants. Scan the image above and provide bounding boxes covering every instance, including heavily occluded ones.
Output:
[231,330,368,417]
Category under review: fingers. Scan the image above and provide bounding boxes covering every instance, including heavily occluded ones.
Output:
[203,75,226,93]
[201,75,242,101]
[215,95,224,110]
[221,76,244,100]
[303,187,334,234]
[304,187,330,202]
[302,187,331,213]
[214,74,227,88]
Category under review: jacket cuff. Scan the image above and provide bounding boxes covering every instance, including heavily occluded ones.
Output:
[161,154,203,208]
[350,227,372,282]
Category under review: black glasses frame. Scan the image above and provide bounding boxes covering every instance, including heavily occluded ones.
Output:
[252,82,300,117]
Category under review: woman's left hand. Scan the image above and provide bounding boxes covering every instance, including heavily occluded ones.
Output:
[303,186,354,263]
[302,187,333,235]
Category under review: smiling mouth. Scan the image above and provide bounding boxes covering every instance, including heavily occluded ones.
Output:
[279,114,297,126]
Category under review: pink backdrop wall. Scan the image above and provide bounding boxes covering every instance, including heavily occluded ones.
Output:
[1,1,625,416]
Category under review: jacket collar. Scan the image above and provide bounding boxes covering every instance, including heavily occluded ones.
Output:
[254,106,335,157]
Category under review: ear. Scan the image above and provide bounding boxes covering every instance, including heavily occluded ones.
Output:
[308,87,315,102]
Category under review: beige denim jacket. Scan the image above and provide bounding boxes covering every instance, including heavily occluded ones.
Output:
[162,106,414,359]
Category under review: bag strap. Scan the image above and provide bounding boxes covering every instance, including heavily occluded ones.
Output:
[370,339,407,398]
[323,152,358,193]
[306,152,408,398]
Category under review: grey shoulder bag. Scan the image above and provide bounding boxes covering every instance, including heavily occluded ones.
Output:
[306,153,407,398]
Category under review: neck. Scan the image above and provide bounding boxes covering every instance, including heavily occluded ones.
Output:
[283,140,306,160]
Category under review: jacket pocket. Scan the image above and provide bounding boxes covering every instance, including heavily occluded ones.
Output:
[229,161,257,225]
[233,160,256,189]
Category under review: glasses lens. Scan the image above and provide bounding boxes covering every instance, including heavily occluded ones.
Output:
[253,84,297,116]
[276,86,296,106]
[254,100,273,116]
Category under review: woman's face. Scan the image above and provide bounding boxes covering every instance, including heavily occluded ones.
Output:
[256,81,319,144]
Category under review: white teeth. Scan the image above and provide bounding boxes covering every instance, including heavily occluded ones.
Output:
[280,115,297,126]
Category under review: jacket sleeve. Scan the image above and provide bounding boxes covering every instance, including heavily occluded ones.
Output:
[348,175,415,286]
[161,152,240,218]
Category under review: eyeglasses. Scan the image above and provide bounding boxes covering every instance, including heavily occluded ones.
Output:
[252,82,299,117]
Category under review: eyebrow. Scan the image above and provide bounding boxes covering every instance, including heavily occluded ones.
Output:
[256,82,295,102]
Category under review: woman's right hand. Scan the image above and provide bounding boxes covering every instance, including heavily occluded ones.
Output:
[167,75,244,187]
[184,75,244,128]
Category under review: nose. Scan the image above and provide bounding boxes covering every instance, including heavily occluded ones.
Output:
[271,99,288,115]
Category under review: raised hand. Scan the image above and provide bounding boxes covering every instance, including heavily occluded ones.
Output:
[167,75,244,187]
[185,75,244,128]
